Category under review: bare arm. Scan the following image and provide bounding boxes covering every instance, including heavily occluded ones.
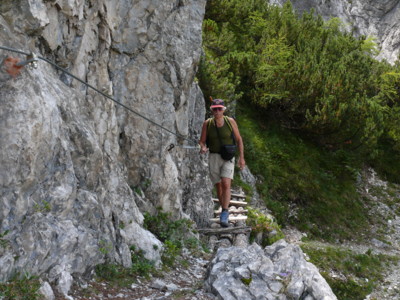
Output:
[229,118,245,170]
[199,120,209,154]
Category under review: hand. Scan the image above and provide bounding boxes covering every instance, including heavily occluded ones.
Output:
[200,145,209,154]
[237,158,245,171]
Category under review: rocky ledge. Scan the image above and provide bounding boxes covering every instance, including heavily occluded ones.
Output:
[205,240,337,300]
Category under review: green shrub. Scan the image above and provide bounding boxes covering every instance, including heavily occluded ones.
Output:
[0,273,41,300]
[246,207,284,246]
[95,209,203,286]
[201,0,400,151]
[143,208,201,268]
[130,246,156,277]
[143,209,194,243]
[0,230,10,248]
[95,245,156,287]
[161,240,181,267]
[241,276,252,286]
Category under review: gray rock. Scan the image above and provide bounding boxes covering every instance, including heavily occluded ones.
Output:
[38,281,55,300]
[239,166,262,207]
[0,0,209,292]
[371,238,390,249]
[233,234,249,247]
[57,270,73,297]
[205,241,337,300]
[166,283,179,291]
[151,278,167,291]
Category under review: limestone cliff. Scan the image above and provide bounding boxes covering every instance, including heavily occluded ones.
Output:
[0,0,211,293]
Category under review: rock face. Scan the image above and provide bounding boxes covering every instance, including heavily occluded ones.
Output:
[0,0,211,295]
[271,0,400,64]
[205,240,337,300]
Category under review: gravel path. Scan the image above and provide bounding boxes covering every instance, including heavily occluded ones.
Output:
[67,253,216,300]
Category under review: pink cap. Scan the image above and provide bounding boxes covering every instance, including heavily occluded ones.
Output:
[210,98,225,108]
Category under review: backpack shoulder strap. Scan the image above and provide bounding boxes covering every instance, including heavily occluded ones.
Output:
[223,116,233,132]
[224,116,236,144]
[207,116,233,133]
[205,117,214,146]
[207,117,214,133]
[206,116,235,145]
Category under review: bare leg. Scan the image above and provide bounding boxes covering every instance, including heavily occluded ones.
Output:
[215,182,223,206]
[216,177,231,210]
[216,178,231,227]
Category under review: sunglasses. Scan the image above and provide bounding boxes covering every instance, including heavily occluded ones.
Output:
[211,107,224,112]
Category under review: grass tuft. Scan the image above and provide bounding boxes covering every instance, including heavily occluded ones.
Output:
[0,273,41,300]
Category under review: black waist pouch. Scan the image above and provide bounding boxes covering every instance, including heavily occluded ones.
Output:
[220,144,236,161]
[214,117,237,161]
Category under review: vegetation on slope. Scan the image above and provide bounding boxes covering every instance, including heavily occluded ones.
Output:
[300,243,399,300]
[199,1,400,298]
[237,105,366,241]
[199,0,400,239]
[199,0,400,156]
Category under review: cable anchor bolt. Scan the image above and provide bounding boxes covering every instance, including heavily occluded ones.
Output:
[167,144,175,151]
[16,52,38,69]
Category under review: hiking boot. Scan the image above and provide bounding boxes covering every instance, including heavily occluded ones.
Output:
[220,209,229,227]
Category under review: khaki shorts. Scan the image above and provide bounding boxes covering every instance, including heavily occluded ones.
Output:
[209,153,235,185]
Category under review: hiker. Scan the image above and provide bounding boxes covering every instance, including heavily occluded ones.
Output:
[199,98,245,227]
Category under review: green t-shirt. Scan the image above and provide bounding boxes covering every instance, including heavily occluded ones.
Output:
[207,118,235,153]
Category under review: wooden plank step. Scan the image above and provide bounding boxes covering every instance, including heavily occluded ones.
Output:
[212,198,247,207]
[197,226,252,235]
[231,193,246,199]
[209,215,248,222]
[214,209,248,215]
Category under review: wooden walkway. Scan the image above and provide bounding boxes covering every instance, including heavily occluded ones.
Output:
[209,192,248,224]
[198,191,252,250]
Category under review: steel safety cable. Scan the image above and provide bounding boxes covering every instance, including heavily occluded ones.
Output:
[0,45,199,147]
